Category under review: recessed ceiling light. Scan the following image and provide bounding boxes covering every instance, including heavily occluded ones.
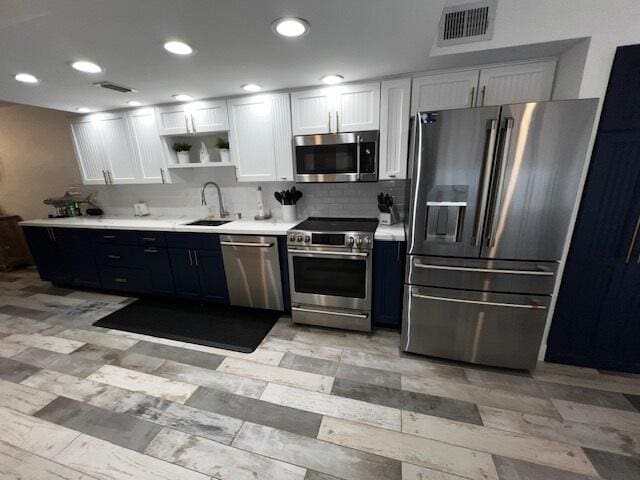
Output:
[321,74,344,85]
[71,61,102,74]
[76,107,91,113]
[127,101,142,107]
[242,84,262,92]
[14,73,39,84]
[164,40,194,55]
[173,94,193,102]
[271,17,310,38]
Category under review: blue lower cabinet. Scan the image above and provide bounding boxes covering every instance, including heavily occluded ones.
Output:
[100,267,150,292]
[278,238,291,312]
[168,248,201,299]
[65,229,101,288]
[195,250,228,303]
[373,240,406,329]
[22,226,69,283]
[140,247,175,295]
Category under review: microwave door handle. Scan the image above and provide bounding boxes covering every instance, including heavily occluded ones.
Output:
[486,117,514,248]
[356,135,361,180]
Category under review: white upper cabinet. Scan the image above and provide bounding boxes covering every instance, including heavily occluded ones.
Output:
[291,82,381,135]
[228,94,277,182]
[126,108,170,184]
[477,60,556,106]
[70,116,108,185]
[155,100,229,135]
[411,70,479,114]
[379,78,411,180]
[290,88,332,135]
[336,82,380,132]
[189,99,229,133]
[98,112,140,184]
[271,93,294,181]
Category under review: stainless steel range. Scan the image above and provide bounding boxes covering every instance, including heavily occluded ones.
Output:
[287,217,378,332]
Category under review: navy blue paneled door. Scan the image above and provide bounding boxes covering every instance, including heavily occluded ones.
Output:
[547,45,640,373]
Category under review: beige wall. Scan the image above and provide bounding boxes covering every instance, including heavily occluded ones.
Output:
[0,103,81,220]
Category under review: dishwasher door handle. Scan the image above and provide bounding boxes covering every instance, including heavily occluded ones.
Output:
[220,241,274,248]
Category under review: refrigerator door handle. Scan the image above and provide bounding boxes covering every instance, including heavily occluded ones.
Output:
[408,113,423,251]
[473,119,499,247]
[625,212,640,263]
[411,292,547,310]
[486,117,514,247]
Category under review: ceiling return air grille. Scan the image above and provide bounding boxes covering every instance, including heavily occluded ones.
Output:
[93,81,138,93]
[437,0,496,46]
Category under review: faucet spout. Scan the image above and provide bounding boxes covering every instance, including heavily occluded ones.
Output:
[201,181,229,218]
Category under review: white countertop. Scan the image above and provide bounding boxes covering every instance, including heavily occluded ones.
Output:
[19,216,406,240]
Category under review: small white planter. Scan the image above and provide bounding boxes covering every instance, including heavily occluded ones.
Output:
[282,204,297,222]
[219,148,230,164]
[176,151,190,164]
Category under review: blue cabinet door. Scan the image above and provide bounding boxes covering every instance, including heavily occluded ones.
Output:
[64,229,101,288]
[168,249,201,299]
[278,238,291,312]
[22,227,71,283]
[372,241,405,328]
[141,247,175,295]
[195,249,229,303]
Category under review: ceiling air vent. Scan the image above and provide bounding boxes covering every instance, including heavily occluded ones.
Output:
[437,0,496,47]
[93,81,138,93]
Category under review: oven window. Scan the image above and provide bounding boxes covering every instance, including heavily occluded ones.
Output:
[293,256,366,298]
[296,144,357,174]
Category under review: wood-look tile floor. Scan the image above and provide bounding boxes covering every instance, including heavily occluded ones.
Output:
[0,268,639,479]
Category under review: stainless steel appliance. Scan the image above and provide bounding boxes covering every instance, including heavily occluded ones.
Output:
[287,217,377,331]
[294,131,378,182]
[403,99,598,370]
[220,235,283,310]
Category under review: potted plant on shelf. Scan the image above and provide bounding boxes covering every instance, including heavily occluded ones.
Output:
[172,142,192,164]
[216,138,230,164]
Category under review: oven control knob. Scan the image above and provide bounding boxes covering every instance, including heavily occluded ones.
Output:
[356,237,363,246]
[349,236,355,247]
[364,236,371,246]
[288,234,295,242]
[296,235,303,242]
[304,236,311,243]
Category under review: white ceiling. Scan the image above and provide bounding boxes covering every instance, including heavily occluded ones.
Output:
[0,0,445,112]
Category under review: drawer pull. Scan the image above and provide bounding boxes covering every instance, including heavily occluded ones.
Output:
[141,237,157,242]
[413,262,554,276]
[411,292,546,310]
[103,235,116,239]
[144,248,158,253]
[107,255,121,260]
[114,278,128,283]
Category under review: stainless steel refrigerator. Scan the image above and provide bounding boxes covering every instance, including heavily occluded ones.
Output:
[402,99,598,370]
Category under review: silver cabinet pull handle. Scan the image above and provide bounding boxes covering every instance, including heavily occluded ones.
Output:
[413,262,554,276]
[193,251,199,267]
[187,249,193,266]
[411,292,546,310]
[191,114,197,134]
[143,248,158,253]
[103,235,116,239]
[626,213,640,263]
[160,168,166,184]
[336,111,340,133]
[292,306,368,318]
[288,249,368,257]
[469,86,476,107]
[114,278,128,283]
[184,115,190,134]
[221,241,274,248]
[102,170,108,184]
[141,237,156,242]
[486,117,514,247]
[480,85,486,106]
[107,255,121,260]
[474,118,499,247]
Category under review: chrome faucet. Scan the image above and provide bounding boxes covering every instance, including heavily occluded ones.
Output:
[201,181,229,218]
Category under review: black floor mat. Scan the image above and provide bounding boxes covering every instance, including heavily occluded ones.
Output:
[93,297,281,353]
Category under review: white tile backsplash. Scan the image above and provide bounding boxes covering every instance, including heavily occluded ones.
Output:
[86,169,407,221]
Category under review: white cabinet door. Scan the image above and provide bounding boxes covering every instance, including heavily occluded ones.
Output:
[228,95,277,182]
[271,93,294,181]
[155,104,189,135]
[126,108,171,184]
[70,116,108,185]
[411,70,479,114]
[99,112,140,184]
[189,99,229,133]
[379,78,411,180]
[290,88,332,135]
[336,82,380,132]
[477,61,556,106]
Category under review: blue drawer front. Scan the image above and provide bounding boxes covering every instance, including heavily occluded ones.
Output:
[136,231,167,247]
[98,245,144,268]
[100,267,149,293]
[166,232,221,251]
[98,229,138,245]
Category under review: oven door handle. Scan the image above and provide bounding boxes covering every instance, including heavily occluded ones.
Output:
[292,306,369,318]
[288,249,369,258]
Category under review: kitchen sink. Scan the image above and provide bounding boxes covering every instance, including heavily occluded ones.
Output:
[185,219,233,227]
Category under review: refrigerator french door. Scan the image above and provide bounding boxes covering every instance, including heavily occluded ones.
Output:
[402,99,598,370]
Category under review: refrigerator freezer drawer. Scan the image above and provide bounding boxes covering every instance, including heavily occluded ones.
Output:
[406,255,557,295]
[401,285,549,370]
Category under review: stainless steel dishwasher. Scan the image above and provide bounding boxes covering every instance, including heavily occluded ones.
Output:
[220,235,283,310]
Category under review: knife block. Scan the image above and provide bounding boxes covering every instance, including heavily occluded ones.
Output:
[379,205,400,225]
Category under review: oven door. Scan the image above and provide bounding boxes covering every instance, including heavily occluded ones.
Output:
[288,248,372,310]
[294,132,378,183]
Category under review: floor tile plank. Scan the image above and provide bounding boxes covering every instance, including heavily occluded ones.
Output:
[553,399,640,433]
[0,377,57,415]
[493,456,595,480]
[280,352,339,376]
[14,347,103,377]
[128,340,225,370]
[3,333,84,354]
[56,328,139,351]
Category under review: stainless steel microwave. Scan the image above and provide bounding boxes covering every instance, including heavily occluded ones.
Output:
[294,131,378,183]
